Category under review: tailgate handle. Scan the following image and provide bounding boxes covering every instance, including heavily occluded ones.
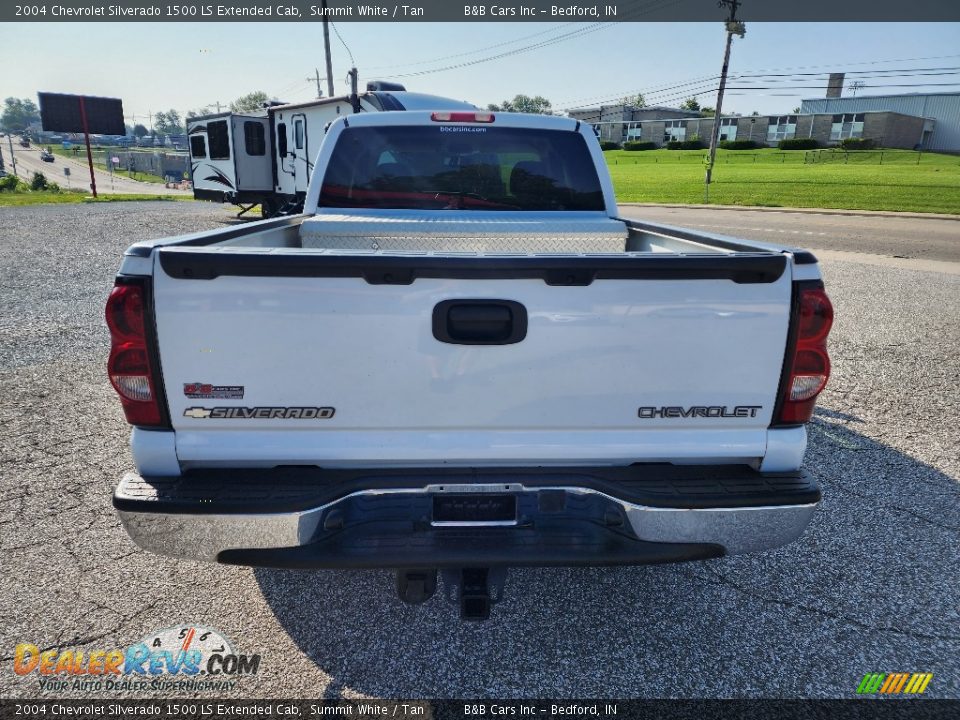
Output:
[433,300,527,345]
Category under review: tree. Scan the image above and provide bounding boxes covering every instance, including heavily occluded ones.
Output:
[620,93,646,108]
[680,97,701,112]
[699,107,716,117]
[486,94,553,114]
[154,110,183,136]
[792,106,801,113]
[133,124,148,139]
[30,171,48,191]
[187,106,216,119]
[750,111,760,116]
[230,91,271,112]
[1,97,40,134]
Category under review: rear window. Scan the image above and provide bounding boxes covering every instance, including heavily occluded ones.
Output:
[207,120,230,160]
[319,126,604,211]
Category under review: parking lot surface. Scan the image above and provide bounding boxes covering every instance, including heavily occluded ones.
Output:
[1,203,957,699]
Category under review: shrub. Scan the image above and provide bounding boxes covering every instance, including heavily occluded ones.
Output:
[623,141,657,151]
[719,139,761,150]
[666,139,706,150]
[30,172,49,191]
[0,174,25,192]
[840,137,876,150]
[778,138,820,150]
[598,141,621,151]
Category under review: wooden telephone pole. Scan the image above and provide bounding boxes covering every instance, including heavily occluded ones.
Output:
[704,0,745,201]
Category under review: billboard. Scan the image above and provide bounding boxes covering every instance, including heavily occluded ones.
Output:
[38,93,125,135]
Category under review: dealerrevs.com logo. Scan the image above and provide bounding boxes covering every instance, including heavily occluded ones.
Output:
[13,625,260,692]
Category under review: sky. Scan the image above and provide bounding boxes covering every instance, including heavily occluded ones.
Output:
[2,21,959,124]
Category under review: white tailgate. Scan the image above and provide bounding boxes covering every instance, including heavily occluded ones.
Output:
[153,254,792,469]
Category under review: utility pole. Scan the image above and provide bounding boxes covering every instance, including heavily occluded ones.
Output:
[322,0,335,98]
[308,68,324,98]
[6,133,17,177]
[349,67,360,113]
[704,0,745,202]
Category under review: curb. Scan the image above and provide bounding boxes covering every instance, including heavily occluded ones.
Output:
[618,203,960,222]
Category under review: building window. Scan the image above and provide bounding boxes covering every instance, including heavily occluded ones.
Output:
[830,113,865,141]
[664,120,686,143]
[719,118,737,141]
[189,135,206,158]
[767,115,797,142]
[625,122,642,140]
[243,121,265,156]
[207,120,230,160]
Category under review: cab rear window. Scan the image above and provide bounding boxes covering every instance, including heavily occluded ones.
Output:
[319,126,604,211]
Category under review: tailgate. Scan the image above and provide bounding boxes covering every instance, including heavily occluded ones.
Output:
[152,249,792,468]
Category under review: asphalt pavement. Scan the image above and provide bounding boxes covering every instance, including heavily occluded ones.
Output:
[0,139,189,195]
[0,203,957,699]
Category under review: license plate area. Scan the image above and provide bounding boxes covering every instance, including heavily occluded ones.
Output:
[432,494,517,526]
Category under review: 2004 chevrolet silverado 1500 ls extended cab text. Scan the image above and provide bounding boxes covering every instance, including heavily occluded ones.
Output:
[108,110,833,619]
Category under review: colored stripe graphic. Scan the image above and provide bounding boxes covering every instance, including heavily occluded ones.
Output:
[858,673,932,694]
[904,673,934,694]
[857,674,886,694]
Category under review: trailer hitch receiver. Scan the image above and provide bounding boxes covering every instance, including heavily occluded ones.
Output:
[443,567,508,621]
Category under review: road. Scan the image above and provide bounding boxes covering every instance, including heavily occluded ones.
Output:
[621,204,960,264]
[0,203,957,699]
[0,138,189,195]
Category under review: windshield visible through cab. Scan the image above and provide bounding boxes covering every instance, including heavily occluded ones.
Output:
[318,125,605,211]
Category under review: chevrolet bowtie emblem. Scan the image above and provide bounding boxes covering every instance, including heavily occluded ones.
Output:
[183,407,212,419]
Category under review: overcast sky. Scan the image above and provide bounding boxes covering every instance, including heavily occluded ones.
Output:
[4,22,959,123]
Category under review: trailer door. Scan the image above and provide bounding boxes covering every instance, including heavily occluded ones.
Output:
[292,113,310,194]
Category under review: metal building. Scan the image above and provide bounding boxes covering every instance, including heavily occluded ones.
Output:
[800,92,960,152]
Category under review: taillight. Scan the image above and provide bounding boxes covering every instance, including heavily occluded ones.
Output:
[430,111,495,123]
[106,282,164,427]
[775,284,834,425]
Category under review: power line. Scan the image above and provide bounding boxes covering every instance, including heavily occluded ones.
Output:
[362,24,570,72]
[554,66,960,113]
[330,22,356,68]
[379,0,685,80]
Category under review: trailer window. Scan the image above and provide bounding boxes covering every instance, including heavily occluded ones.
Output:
[189,135,206,158]
[294,120,304,150]
[319,126,604,211]
[207,120,230,160]
[277,124,288,157]
[244,121,265,156]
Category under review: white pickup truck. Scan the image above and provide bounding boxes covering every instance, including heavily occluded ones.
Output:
[108,110,833,620]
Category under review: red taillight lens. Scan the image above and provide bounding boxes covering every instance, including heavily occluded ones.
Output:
[106,284,164,427]
[106,284,146,340]
[796,288,833,343]
[430,111,495,123]
[775,286,834,425]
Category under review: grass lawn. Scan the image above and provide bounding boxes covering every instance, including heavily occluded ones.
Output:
[606,148,960,214]
[0,191,193,207]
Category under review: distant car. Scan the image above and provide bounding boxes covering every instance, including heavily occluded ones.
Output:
[40,151,55,163]
[19,138,30,148]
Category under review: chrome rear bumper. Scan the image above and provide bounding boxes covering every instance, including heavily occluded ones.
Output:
[114,470,817,566]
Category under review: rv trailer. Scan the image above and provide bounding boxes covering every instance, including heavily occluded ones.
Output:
[187,85,476,217]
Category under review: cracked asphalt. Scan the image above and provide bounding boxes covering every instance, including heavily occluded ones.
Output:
[0,203,957,699]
